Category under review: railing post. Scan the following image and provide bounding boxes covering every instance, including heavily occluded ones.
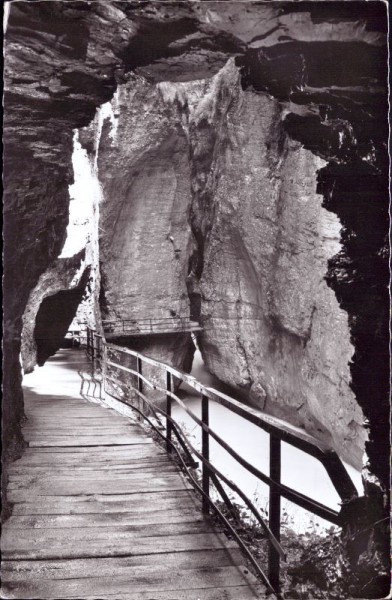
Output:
[150,318,153,333]
[137,357,143,421]
[268,435,281,593]
[166,370,172,453]
[202,394,210,514]
[91,331,95,366]
[101,343,107,399]
[93,333,97,374]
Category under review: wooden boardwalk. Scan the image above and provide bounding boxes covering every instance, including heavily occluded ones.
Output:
[2,350,265,599]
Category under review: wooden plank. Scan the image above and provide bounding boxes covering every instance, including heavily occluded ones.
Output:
[83,587,261,600]
[24,423,136,427]
[2,548,244,579]
[10,490,198,515]
[9,459,173,476]
[0,566,262,599]
[24,414,133,419]
[0,585,262,600]
[9,457,171,470]
[24,430,142,438]
[8,484,193,503]
[3,531,233,560]
[8,471,189,487]
[8,465,179,481]
[15,445,163,458]
[24,432,143,439]
[11,455,166,466]
[5,508,207,529]
[17,444,157,453]
[3,519,220,543]
[23,424,136,429]
[28,436,152,447]
[8,463,178,481]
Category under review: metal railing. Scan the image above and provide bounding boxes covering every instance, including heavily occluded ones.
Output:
[102,316,201,335]
[85,327,358,597]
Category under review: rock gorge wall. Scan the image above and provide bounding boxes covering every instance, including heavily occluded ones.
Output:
[77,78,197,378]
[92,60,363,467]
[183,63,365,468]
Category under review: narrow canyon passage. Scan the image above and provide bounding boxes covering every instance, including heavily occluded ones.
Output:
[3,2,389,598]
[2,349,265,600]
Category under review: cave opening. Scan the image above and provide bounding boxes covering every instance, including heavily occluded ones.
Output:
[34,269,91,366]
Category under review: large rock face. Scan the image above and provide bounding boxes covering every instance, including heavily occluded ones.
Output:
[176,63,364,467]
[87,79,194,323]
[77,77,197,373]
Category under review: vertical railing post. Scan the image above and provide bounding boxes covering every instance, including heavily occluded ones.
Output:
[91,329,95,373]
[137,356,143,421]
[268,435,281,593]
[166,370,172,453]
[150,318,153,333]
[101,343,107,400]
[202,394,210,514]
[93,333,97,374]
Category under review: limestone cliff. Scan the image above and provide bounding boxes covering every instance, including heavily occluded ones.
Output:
[164,61,365,468]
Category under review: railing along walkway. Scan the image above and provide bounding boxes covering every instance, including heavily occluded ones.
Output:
[102,317,202,338]
[2,349,264,599]
[86,327,359,597]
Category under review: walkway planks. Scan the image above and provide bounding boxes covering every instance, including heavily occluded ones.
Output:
[2,350,266,599]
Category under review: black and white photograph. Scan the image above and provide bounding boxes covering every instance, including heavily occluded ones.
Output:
[2,1,390,598]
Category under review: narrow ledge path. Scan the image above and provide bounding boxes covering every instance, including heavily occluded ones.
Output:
[2,349,266,600]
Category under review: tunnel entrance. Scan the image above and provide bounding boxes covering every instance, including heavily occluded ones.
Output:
[34,270,90,366]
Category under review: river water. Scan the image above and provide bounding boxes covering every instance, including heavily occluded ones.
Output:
[173,348,363,534]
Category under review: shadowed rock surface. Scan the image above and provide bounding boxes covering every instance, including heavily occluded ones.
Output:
[21,250,88,373]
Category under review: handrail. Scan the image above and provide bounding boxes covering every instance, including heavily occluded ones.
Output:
[105,358,343,524]
[101,377,280,597]
[101,337,357,501]
[102,317,195,324]
[102,316,202,335]
[85,327,358,596]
